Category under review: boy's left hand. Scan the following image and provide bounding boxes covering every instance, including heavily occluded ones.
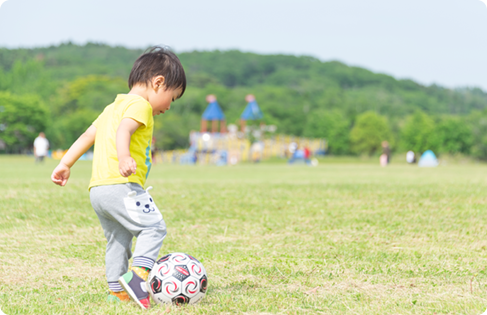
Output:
[119,156,137,177]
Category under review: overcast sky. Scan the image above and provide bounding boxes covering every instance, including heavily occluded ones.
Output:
[0,0,486,89]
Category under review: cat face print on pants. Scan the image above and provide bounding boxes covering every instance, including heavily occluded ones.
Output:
[123,186,163,225]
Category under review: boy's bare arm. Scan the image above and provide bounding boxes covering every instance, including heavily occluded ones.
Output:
[51,125,97,186]
[116,118,143,177]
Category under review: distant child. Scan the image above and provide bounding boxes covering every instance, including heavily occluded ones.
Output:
[381,141,391,164]
[51,47,186,309]
[33,132,49,163]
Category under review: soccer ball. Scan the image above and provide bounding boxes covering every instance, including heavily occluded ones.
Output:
[147,253,208,305]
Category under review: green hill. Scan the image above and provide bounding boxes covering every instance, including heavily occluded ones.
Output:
[1,42,487,156]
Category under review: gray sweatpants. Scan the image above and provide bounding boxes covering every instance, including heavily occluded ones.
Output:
[90,183,167,287]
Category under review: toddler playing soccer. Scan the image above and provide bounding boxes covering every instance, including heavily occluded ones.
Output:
[51,47,186,309]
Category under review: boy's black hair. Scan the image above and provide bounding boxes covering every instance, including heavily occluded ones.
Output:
[128,46,186,97]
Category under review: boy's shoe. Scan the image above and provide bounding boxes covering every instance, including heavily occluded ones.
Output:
[107,290,130,303]
[118,271,151,309]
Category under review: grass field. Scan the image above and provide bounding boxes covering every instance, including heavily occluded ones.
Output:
[1,155,487,314]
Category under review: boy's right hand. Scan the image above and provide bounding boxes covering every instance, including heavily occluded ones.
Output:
[51,163,71,186]
[119,156,137,177]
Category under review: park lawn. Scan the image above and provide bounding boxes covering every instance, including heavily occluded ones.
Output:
[1,155,487,314]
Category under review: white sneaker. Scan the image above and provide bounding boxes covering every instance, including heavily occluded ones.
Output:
[481,308,487,315]
[0,307,6,315]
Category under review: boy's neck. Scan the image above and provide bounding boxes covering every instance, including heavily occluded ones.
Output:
[127,85,150,102]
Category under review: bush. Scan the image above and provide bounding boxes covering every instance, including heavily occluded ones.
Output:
[48,75,128,149]
[436,116,472,154]
[350,111,392,155]
[0,92,49,152]
[400,110,439,154]
[153,112,200,150]
[468,110,487,160]
[303,110,350,154]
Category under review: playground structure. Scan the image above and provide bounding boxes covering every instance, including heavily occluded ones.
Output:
[240,94,264,132]
[50,94,326,164]
[156,133,325,165]
[155,94,326,165]
[200,95,226,133]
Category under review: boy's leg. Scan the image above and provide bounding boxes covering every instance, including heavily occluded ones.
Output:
[95,213,134,291]
[112,183,166,309]
[133,220,167,272]
[118,220,166,309]
[119,208,166,309]
[92,183,167,309]
[91,185,135,302]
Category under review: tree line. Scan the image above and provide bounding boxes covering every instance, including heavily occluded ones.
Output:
[1,42,487,158]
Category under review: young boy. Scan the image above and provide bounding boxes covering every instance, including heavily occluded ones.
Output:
[51,47,186,309]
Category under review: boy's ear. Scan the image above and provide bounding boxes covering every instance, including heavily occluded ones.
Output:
[152,75,166,90]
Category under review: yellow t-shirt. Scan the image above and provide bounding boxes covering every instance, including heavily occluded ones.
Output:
[89,94,153,190]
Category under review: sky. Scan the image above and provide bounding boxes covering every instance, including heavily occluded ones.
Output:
[0,0,486,90]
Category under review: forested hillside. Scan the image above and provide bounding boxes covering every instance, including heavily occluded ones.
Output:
[1,42,487,157]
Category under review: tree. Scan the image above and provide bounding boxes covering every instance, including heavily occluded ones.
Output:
[2,44,487,153]
[48,75,128,149]
[436,116,472,154]
[52,75,128,116]
[303,110,350,154]
[400,110,439,154]
[350,111,392,155]
[0,59,56,100]
[0,92,49,152]
[153,112,199,150]
[468,110,487,160]
[47,109,100,150]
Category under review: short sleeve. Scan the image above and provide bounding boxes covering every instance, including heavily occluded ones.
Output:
[123,100,151,127]
[92,104,112,128]
[92,116,100,128]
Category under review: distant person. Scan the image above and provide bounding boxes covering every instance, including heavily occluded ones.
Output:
[380,154,388,167]
[251,142,263,163]
[288,146,306,164]
[285,141,297,159]
[50,47,186,309]
[304,146,311,165]
[406,150,416,164]
[33,132,49,163]
[381,141,391,164]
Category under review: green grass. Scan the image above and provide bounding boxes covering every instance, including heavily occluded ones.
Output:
[1,155,487,314]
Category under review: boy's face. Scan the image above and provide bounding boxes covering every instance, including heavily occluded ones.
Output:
[150,87,183,116]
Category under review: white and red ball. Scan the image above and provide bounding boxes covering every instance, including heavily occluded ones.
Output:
[147,253,208,306]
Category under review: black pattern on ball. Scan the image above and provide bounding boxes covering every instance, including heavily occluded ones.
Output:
[157,254,171,263]
[150,277,162,293]
[172,265,190,282]
[200,275,208,293]
[172,294,190,306]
